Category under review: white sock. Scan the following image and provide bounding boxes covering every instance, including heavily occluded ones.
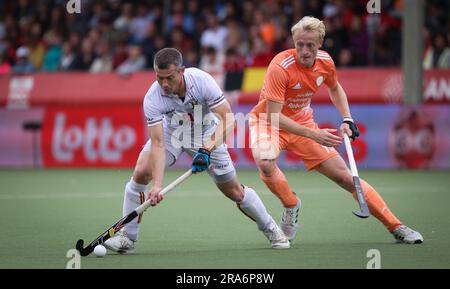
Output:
[237,185,271,231]
[122,178,148,241]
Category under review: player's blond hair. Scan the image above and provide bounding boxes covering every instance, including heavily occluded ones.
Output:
[291,16,326,42]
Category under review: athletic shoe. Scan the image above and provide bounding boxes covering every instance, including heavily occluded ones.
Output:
[392,225,424,244]
[104,229,136,254]
[280,197,301,241]
[262,217,290,249]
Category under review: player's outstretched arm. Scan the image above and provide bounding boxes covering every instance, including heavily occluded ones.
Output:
[191,100,236,173]
[327,82,359,140]
[148,123,166,206]
[266,99,342,147]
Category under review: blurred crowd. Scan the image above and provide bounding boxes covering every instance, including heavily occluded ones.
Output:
[0,0,449,76]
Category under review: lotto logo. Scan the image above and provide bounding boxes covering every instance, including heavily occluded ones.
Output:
[42,107,145,167]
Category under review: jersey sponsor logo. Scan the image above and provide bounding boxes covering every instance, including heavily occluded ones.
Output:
[213,162,230,170]
[287,102,310,109]
[295,92,314,98]
[291,83,302,90]
[316,76,324,86]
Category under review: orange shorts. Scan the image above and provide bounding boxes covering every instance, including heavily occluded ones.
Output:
[249,114,338,170]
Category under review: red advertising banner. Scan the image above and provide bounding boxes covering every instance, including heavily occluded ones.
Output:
[423,70,450,103]
[0,72,155,107]
[238,69,450,104]
[1,70,448,107]
[1,104,449,169]
[41,106,146,167]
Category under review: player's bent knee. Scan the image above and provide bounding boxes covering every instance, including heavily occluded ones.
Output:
[230,188,244,202]
[133,167,152,185]
[227,186,244,202]
[335,174,354,191]
[256,159,277,176]
[215,175,244,202]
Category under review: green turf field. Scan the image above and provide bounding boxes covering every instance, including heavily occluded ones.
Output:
[0,169,449,269]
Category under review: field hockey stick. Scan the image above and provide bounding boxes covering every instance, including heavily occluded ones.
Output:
[343,134,370,219]
[75,169,193,256]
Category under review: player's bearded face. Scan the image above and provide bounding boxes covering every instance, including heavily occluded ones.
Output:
[156,65,184,95]
[292,30,322,67]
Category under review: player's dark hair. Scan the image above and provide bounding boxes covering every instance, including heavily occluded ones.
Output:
[153,48,183,69]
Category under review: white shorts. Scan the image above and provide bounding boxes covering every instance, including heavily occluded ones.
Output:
[142,129,236,183]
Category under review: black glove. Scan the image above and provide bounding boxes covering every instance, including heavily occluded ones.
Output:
[342,118,360,141]
[192,148,211,173]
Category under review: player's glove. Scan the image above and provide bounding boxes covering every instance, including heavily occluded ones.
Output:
[342,117,360,141]
[192,148,211,173]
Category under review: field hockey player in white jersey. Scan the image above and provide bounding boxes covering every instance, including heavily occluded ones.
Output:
[104,48,290,253]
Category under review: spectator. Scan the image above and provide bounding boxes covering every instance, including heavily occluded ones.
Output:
[183,49,200,67]
[225,18,247,55]
[183,0,201,36]
[423,33,450,69]
[373,37,395,66]
[116,45,146,75]
[247,34,274,67]
[169,27,193,53]
[164,0,185,34]
[113,2,133,33]
[347,16,368,66]
[69,38,96,71]
[200,11,228,54]
[338,48,355,67]
[27,22,45,70]
[12,46,34,74]
[112,40,128,69]
[322,17,348,62]
[90,40,113,73]
[223,47,246,92]
[129,3,152,44]
[199,46,224,74]
[68,32,81,54]
[60,41,75,71]
[253,9,275,47]
[42,33,62,72]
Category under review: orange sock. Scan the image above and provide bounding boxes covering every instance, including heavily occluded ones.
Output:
[353,179,402,232]
[259,167,298,208]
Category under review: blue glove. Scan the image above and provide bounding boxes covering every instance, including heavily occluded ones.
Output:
[192,148,211,173]
[342,118,360,141]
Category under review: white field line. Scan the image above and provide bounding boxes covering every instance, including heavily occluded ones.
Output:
[0,186,443,200]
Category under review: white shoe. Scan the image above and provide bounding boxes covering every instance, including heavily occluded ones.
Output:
[280,198,301,241]
[392,225,424,244]
[104,229,136,254]
[262,217,290,249]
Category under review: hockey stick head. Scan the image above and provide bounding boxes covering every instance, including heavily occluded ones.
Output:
[351,176,370,219]
[75,239,95,256]
[76,239,84,252]
[352,208,370,218]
